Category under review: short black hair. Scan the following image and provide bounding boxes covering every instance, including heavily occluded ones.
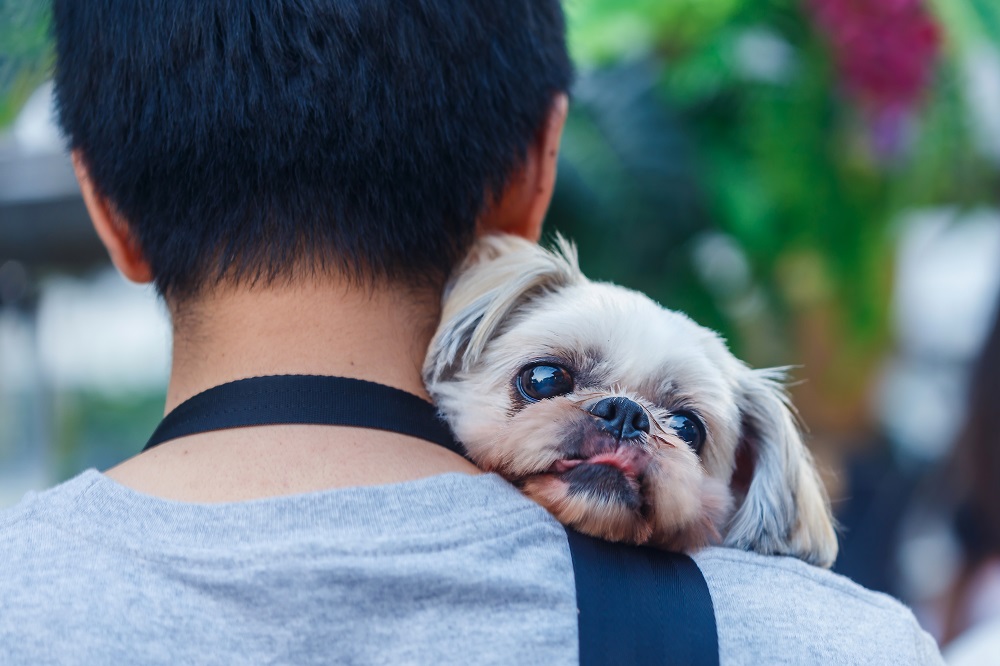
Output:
[52,0,572,298]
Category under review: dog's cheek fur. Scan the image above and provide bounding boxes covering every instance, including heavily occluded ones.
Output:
[644,447,733,551]
[461,397,585,476]
[429,370,512,458]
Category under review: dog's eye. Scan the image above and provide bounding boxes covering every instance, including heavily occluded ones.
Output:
[517,364,574,402]
[666,412,705,453]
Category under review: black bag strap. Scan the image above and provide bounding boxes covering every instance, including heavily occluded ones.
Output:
[566,529,719,666]
[144,374,465,457]
[144,375,719,664]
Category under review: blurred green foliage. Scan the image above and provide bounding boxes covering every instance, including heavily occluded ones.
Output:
[932,0,1000,46]
[0,0,51,127]
[567,0,743,65]
[52,390,165,481]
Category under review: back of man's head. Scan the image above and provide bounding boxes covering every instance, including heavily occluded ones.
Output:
[52,0,572,299]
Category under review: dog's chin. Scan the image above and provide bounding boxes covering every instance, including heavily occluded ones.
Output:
[519,451,655,545]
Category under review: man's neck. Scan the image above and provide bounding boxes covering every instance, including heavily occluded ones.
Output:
[166,278,438,412]
[106,276,481,501]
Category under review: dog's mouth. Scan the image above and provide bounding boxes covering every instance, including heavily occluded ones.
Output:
[547,449,644,477]
[543,447,650,510]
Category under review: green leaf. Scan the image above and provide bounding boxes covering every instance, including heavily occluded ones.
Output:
[0,0,53,127]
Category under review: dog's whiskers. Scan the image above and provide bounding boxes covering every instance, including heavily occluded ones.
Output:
[647,431,677,449]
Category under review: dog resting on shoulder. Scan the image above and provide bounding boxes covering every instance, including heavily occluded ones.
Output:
[423,234,838,568]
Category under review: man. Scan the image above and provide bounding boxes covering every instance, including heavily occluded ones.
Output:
[1,1,941,663]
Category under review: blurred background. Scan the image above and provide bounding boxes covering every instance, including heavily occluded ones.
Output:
[3,0,1000,657]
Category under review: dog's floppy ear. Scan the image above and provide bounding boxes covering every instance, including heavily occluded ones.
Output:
[724,368,838,568]
[423,233,583,384]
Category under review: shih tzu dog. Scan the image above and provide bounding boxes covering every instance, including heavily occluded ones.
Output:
[423,234,838,567]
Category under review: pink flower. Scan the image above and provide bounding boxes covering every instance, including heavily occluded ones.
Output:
[807,0,940,158]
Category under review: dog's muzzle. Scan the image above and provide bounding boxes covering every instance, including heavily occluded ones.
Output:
[587,397,650,441]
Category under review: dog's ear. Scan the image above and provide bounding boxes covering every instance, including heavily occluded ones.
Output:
[423,233,583,384]
[723,368,838,568]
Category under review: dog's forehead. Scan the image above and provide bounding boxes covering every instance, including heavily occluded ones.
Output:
[495,282,739,395]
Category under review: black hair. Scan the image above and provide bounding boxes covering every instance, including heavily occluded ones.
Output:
[52,0,572,298]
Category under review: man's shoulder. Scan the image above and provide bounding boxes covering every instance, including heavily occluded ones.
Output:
[0,470,580,666]
[0,492,36,530]
[693,546,943,664]
[693,546,908,612]
[0,472,101,573]
[0,471,88,536]
[0,494,40,553]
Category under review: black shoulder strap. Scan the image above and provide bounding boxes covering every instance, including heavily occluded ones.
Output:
[143,375,465,457]
[566,529,719,666]
[144,375,719,664]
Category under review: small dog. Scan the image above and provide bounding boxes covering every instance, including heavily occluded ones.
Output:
[424,234,837,567]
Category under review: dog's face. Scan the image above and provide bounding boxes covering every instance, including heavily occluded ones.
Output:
[424,235,838,567]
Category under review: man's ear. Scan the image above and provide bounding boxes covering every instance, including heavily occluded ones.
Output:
[72,151,153,284]
[478,93,569,242]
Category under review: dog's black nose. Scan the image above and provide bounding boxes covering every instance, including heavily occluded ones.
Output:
[588,397,650,440]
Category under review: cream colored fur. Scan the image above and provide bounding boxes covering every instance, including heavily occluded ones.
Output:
[424,234,838,567]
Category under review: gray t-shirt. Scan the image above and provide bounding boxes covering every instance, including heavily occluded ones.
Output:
[1,470,941,664]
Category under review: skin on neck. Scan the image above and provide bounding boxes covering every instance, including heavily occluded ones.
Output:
[72,94,568,502]
[165,276,440,412]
